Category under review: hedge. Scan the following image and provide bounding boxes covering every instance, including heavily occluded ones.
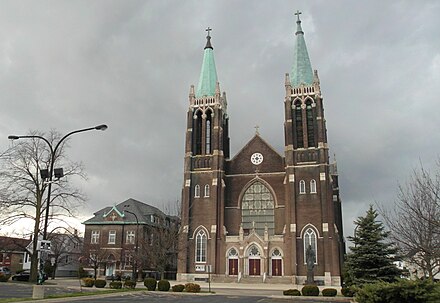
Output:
[144,278,157,291]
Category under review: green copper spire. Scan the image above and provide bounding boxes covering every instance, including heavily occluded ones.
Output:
[196,27,218,98]
[291,11,313,87]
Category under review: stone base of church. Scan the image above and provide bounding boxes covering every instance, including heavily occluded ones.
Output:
[177,273,341,287]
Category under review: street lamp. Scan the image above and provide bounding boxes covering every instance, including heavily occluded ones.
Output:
[123,205,139,281]
[8,124,107,283]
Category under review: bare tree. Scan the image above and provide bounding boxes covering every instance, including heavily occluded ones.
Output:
[80,248,109,280]
[0,130,86,282]
[46,227,83,279]
[137,215,180,280]
[381,161,440,281]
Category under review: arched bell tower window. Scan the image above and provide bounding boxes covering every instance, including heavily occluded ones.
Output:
[306,100,315,148]
[194,111,203,155]
[241,181,275,236]
[310,179,317,193]
[206,110,212,154]
[204,184,210,197]
[294,101,304,148]
[194,185,200,198]
[195,229,207,263]
[299,180,306,194]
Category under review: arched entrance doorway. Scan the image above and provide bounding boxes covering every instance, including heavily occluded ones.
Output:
[227,248,239,276]
[271,248,283,276]
[247,245,261,276]
[106,254,116,277]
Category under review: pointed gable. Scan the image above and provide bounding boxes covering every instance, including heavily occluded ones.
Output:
[226,134,284,175]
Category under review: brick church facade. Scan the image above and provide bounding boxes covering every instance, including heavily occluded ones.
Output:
[178,14,345,286]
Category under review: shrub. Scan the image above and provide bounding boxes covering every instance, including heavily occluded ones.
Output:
[94,279,106,288]
[341,286,355,297]
[158,279,170,291]
[184,282,201,293]
[172,284,185,292]
[124,280,137,289]
[144,277,157,291]
[0,273,10,282]
[322,288,337,297]
[301,285,319,296]
[82,278,95,287]
[109,281,122,289]
[283,289,301,296]
[355,279,440,303]
[78,266,88,278]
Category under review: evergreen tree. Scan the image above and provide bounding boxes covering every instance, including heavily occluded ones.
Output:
[345,205,402,286]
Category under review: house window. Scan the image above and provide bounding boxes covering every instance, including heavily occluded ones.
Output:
[126,231,135,244]
[310,179,317,193]
[304,228,317,264]
[149,233,154,246]
[124,253,133,267]
[299,180,306,194]
[108,230,116,244]
[91,231,100,244]
[195,230,207,263]
[204,184,210,197]
[195,185,200,198]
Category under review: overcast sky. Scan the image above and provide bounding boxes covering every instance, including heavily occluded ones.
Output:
[1,1,439,242]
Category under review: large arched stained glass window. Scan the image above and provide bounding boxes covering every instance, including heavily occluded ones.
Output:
[195,230,207,263]
[241,181,275,236]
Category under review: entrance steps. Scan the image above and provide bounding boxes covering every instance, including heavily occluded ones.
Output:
[211,275,293,284]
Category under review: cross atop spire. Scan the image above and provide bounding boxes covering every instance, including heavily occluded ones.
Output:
[206,27,212,37]
[254,125,260,135]
[204,27,213,50]
[294,10,302,21]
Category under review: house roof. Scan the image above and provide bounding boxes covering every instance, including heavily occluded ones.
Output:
[0,236,31,253]
[82,198,173,226]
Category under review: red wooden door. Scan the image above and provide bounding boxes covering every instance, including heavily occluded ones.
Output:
[249,259,261,276]
[272,259,282,276]
[229,259,238,275]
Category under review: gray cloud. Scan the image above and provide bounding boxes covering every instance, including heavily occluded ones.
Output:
[1,0,439,243]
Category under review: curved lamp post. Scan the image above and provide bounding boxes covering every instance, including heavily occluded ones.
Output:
[8,124,108,240]
[123,205,140,281]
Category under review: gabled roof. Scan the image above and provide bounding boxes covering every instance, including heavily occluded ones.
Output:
[0,236,31,253]
[229,133,283,162]
[83,198,168,225]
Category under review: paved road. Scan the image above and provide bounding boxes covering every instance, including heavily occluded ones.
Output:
[0,282,351,303]
[29,291,350,303]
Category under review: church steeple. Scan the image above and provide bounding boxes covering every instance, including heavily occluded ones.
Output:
[196,27,218,98]
[291,11,313,87]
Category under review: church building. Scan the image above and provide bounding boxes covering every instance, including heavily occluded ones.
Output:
[177,13,345,286]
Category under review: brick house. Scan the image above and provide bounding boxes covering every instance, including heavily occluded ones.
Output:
[82,198,179,279]
[0,236,31,273]
[178,14,345,286]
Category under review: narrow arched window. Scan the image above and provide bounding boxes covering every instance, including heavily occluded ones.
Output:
[194,111,203,155]
[204,184,210,197]
[304,228,317,264]
[195,230,207,263]
[205,110,212,154]
[306,100,315,147]
[294,101,304,148]
[194,185,200,198]
[299,180,306,194]
[310,179,317,193]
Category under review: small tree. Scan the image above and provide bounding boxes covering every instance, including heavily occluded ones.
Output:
[381,162,440,281]
[345,206,402,286]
